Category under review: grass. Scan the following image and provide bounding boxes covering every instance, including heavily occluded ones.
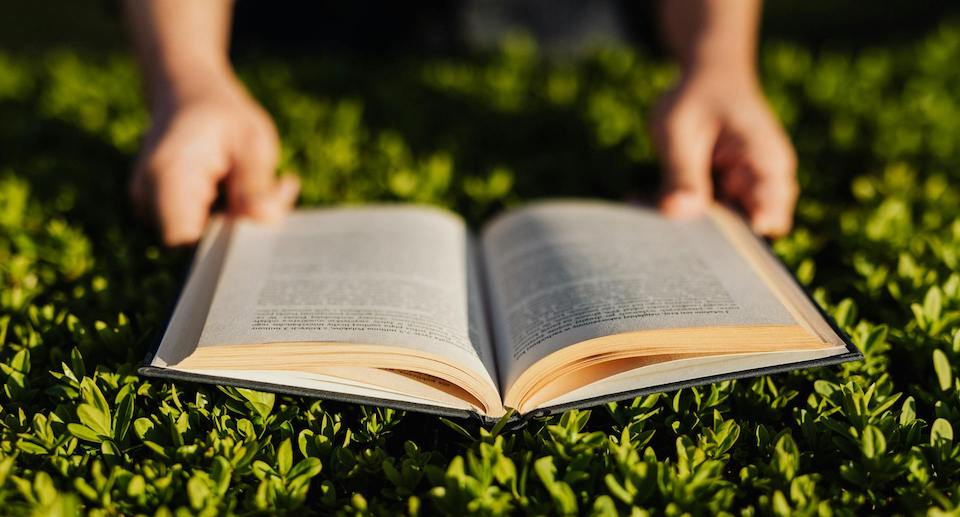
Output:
[2,17,960,516]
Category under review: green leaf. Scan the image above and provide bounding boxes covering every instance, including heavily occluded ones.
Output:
[133,418,155,440]
[899,396,917,425]
[492,453,516,485]
[590,495,619,517]
[604,474,633,504]
[17,440,47,455]
[924,286,943,323]
[534,456,578,515]
[74,478,98,502]
[490,408,516,437]
[77,404,110,436]
[211,457,233,495]
[127,475,146,498]
[0,315,9,345]
[187,475,211,510]
[235,388,275,420]
[439,418,474,441]
[33,471,56,505]
[772,490,792,516]
[288,458,323,491]
[67,423,102,443]
[813,380,838,398]
[834,299,857,328]
[252,460,274,480]
[79,378,109,415]
[113,390,135,441]
[772,434,799,481]
[10,349,29,373]
[933,349,953,391]
[101,439,121,457]
[931,418,954,446]
[277,438,293,476]
[861,425,886,459]
[911,303,927,329]
[70,347,86,379]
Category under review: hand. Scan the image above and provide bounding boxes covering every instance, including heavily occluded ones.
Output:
[651,70,798,236]
[130,74,299,246]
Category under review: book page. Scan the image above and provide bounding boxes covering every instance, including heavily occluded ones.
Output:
[536,346,849,410]
[175,368,480,412]
[151,216,231,367]
[194,206,498,388]
[480,201,798,394]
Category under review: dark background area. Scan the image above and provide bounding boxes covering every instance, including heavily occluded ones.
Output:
[1,0,958,56]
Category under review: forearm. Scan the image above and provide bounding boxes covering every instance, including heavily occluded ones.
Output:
[123,0,236,107]
[659,0,761,84]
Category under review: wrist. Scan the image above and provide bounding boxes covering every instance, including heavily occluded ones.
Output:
[680,60,761,98]
[147,59,238,112]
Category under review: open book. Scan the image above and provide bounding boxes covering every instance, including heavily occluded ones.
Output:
[140,200,860,422]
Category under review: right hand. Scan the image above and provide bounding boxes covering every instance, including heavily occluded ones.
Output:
[130,74,299,246]
[651,69,798,237]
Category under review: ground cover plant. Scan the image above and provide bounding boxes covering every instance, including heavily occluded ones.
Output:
[2,17,960,516]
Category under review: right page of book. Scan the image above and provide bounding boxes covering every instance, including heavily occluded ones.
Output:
[480,200,803,395]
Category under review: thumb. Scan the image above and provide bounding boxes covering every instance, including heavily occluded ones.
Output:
[656,115,717,218]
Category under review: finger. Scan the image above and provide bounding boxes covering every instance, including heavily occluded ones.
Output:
[236,174,300,223]
[733,136,798,237]
[152,158,221,246]
[655,112,719,219]
[227,124,281,219]
[738,165,798,237]
[746,176,798,237]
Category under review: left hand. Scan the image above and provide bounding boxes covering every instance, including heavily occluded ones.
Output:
[651,69,798,237]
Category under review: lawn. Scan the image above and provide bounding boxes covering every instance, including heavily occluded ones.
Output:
[2,8,960,516]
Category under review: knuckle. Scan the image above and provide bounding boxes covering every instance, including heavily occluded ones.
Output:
[242,123,280,165]
[142,145,182,175]
[756,152,798,183]
[146,155,187,181]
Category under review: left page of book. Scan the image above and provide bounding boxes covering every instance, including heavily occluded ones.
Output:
[160,205,501,414]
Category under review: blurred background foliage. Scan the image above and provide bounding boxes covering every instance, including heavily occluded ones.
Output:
[3,1,960,515]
